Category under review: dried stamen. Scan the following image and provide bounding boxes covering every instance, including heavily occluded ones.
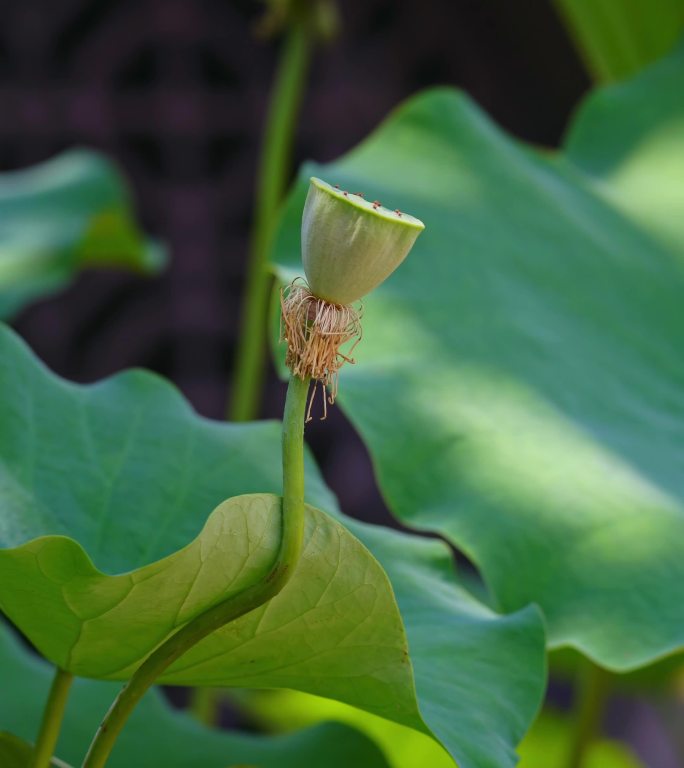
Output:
[281,280,363,420]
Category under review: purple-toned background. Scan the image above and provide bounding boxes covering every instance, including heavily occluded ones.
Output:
[2,1,680,764]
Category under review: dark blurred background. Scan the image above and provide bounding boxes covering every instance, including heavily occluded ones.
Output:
[0,0,589,526]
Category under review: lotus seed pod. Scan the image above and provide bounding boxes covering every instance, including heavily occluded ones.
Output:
[301,177,425,305]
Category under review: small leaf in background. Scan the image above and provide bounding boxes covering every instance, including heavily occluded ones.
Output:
[518,711,643,768]
[0,323,546,768]
[0,732,72,768]
[270,42,684,673]
[564,42,684,255]
[0,623,389,768]
[0,732,35,768]
[239,692,646,768]
[237,689,454,768]
[549,646,684,693]
[0,149,165,320]
[552,0,684,82]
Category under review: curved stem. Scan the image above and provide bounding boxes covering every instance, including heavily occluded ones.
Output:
[229,23,312,421]
[32,667,73,768]
[566,659,611,768]
[82,374,310,768]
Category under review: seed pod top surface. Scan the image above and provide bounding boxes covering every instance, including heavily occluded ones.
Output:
[301,176,425,305]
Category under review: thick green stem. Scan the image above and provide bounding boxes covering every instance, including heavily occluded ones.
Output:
[230,23,312,422]
[31,667,73,768]
[82,375,310,768]
[566,659,611,768]
[281,374,308,536]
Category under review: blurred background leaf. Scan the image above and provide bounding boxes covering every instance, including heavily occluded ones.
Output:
[0,150,164,320]
[552,0,684,82]
[237,690,646,768]
[237,689,454,768]
[517,710,643,767]
[0,732,72,767]
[0,732,42,768]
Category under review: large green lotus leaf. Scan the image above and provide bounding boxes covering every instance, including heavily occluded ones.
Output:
[1,493,419,728]
[0,327,419,728]
[270,44,684,672]
[165,519,545,768]
[0,324,546,768]
[0,150,165,319]
[0,623,390,768]
[340,521,544,768]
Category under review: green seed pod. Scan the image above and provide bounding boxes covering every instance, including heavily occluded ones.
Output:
[301,177,425,305]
